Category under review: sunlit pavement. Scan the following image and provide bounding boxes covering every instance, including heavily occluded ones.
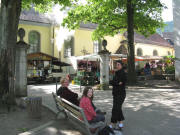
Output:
[28,83,180,135]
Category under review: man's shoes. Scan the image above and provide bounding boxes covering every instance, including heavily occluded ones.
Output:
[119,123,124,128]
[99,111,106,115]
[114,123,123,131]
[96,110,106,115]
[114,126,122,131]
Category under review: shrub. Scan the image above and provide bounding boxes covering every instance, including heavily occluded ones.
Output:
[165,66,175,74]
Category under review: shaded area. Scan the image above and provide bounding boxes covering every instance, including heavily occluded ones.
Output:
[35,120,84,135]
[26,80,180,135]
[93,87,180,135]
[129,80,180,89]
[0,106,55,135]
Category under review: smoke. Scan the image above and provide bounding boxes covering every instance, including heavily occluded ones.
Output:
[160,0,173,21]
[46,4,75,51]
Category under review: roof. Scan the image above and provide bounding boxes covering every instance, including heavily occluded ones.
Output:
[52,60,71,66]
[79,23,98,29]
[27,52,70,67]
[27,52,58,61]
[162,32,174,40]
[133,33,173,48]
[162,32,174,45]
[20,8,55,24]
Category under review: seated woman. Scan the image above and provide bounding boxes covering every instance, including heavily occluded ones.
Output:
[80,86,105,123]
[57,77,79,106]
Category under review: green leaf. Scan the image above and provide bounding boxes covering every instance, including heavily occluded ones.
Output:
[62,0,165,39]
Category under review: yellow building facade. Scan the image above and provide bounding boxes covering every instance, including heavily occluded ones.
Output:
[135,43,174,57]
[18,22,60,59]
[19,10,174,71]
[18,9,174,68]
[18,9,61,60]
[61,27,174,61]
[19,22,174,61]
[19,10,174,65]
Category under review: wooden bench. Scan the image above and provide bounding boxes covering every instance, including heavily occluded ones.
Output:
[52,92,105,135]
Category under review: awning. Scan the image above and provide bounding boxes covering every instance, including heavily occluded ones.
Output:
[110,54,163,61]
[110,54,127,60]
[52,60,71,67]
[74,54,100,61]
[27,52,58,61]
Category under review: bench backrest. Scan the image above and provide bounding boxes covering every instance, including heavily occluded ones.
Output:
[52,92,92,134]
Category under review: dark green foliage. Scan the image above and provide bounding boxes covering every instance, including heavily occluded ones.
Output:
[165,66,175,74]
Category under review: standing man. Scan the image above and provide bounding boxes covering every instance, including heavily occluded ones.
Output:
[109,60,127,130]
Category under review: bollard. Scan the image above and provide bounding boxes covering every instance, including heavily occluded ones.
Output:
[26,96,42,119]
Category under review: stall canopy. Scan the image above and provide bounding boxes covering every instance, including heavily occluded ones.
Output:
[67,54,100,71]
[110,54,163,61]
[27,52,58,61]
[75,54,100,61]
[110,54,127,60]
[27,52,70,67]
[52,60,71,66]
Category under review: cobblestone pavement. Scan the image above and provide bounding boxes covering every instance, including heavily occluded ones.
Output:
[28,80,180,135]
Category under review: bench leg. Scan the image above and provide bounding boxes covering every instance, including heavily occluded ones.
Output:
[56,109,68,119]
[63,110,68,119]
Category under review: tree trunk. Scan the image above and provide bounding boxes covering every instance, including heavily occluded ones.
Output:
[127,0,136,85]
[0,0,22,105]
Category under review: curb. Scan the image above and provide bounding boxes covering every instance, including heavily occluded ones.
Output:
[18,120,55,135]
[18,103,57,135]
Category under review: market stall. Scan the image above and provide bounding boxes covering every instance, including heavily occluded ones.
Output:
[69,54,100,86]
[27,52,70,84]
[109,54,164,76]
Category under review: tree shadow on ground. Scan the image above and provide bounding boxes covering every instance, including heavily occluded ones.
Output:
[128,79,180,89]
[27,82,180,135]
[93,88,180,135]
[0,105,55,135]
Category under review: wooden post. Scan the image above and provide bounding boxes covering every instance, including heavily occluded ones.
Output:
[56,77,58,94]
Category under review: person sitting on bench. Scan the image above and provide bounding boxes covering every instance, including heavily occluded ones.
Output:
[57,77,79,106]
[80,86,105,124]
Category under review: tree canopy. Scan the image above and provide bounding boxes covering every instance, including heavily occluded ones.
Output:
[21,0,75,12]
[62,0,165,40]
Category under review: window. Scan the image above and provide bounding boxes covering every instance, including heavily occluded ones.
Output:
[153,50,158,56]
[28,31,40,53]
[93,40,101,54]
[137,48,143,56]
[64,48,72,57]
[64,36,74,58]
[167,51,171,55]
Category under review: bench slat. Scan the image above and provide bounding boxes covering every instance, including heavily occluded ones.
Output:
[52,92,105,135]
[60,101,82,118]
